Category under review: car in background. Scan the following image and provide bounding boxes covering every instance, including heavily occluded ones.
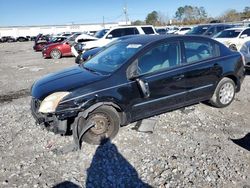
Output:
[186,24,233,37]
[214,27,250,51]
[33,36,67,51]
[174,27,192,35]
[16,36,29,42]
[155,28,167,35]
[240,40,250,69]
[31,35,245,146]
[72,25,157,57]
[166,27,179,34]
[42,39,73,59]
[1,36,16,42]
[75,35,140,64]
[75,33,98,43]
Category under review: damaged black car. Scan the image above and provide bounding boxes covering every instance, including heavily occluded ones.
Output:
[31,35,245,149]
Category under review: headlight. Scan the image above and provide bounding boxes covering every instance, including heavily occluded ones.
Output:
[38,92,70,113]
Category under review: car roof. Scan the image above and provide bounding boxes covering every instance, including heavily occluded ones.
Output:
[119,34,214,45]
[225,27,249,30]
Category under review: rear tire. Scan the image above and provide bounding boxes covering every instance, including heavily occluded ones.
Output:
[50,49,62,59]
[80,106,120,145]
[210,77,236,108]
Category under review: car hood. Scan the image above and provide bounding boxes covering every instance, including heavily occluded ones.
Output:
[31,65,107,100]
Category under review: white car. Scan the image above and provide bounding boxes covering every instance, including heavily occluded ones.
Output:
[75,33,98,43]
[71,25,157,57]
[174,27,192,35]
[214,27,250,51]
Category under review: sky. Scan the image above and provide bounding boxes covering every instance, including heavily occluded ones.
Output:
[0,0,249,26]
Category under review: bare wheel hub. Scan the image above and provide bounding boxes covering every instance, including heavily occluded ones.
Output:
[89,114,110,135]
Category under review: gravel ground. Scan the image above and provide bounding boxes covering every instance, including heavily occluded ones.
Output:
[0,42,249,188]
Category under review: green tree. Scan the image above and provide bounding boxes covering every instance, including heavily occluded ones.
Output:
[145,11,158,25]
[220,9,241,22]
[132,20,145,25]
[242,6,250,19]
[175,5,208,24]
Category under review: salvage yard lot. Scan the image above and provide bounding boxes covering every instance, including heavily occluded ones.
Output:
[0,41,250,187]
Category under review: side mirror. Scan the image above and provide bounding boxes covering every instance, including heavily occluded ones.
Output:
[106,34,113,39]
[136,78,150,98]
[240,34,248,39]
[127,60,140,80]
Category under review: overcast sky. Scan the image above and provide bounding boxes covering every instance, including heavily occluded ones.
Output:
[0,0,249,26]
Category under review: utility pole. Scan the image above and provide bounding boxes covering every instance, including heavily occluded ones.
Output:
[102,16,105,27]
[123,3,129,25]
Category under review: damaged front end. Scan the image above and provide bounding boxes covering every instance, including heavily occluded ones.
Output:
[31,97,75,135]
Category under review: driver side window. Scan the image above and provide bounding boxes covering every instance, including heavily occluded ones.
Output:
[137,42,180,75]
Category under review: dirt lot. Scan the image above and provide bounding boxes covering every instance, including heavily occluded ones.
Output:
[0,41,249,187]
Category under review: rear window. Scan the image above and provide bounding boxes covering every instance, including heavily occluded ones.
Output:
[141,27,155,34]
[184,41,218,63]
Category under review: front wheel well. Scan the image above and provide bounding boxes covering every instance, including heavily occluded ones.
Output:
[79,102,126,125]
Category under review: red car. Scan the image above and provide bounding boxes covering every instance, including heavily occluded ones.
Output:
[42,40,72,59]
[34,36,67,52]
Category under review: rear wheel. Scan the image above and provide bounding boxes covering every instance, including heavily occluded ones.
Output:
[80,106,120,145]
[210,77,236,108]
[50,49,62,59]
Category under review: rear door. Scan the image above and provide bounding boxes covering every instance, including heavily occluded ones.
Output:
[181,39,221,102]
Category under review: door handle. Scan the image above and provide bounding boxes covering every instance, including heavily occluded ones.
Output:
[173,74,184,80]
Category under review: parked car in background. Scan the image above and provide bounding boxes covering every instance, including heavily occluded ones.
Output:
[16,36,29,42]
[166,27,179,34]
[155,28,167,35]
[42,39,72,59]
[33,36,67,51]
[71,25,157,57]
[186,24,234,37]
[240,40,250,69]
[1,36,16,42]
[75,33,98,43]
[31,35,245,146]
[174,27,192,35]
[214,27,250,51]
[75,35,140,64]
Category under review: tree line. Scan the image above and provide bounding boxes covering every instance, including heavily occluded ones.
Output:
[132,6,250,26]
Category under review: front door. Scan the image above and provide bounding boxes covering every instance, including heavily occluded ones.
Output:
[129,41,190,121]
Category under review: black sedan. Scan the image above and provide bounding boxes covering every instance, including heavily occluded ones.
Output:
[31,35,245,148]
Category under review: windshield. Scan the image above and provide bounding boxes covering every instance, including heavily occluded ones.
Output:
[83,42,143,74]
[187,25,210,35]
[214,29,241,38]
[94,29,109,39]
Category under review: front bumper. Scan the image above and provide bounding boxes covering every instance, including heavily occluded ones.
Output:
[31,98,68,134]
[42,49,50,58]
